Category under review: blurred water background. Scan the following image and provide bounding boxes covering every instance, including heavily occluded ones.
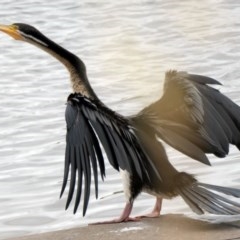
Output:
[0,0,240,239]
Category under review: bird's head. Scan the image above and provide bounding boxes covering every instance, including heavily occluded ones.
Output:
[0,23,92,96]
[0,23,48,47]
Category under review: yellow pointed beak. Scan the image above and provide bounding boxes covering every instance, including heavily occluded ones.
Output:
[0,24,23,40]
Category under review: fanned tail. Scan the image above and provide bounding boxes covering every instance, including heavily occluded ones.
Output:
[178,182,240,215]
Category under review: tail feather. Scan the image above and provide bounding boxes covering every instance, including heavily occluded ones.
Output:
[193,187,240,215]
[196,185,240,208]
[179,182,240,215]
[184,188,230,215]
[178,189,204,215]
[191,187,239,215]
[198,182,240,197]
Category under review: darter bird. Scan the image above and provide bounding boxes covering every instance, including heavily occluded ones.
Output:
[1,23,240,223]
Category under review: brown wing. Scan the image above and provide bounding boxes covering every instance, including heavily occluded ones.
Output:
[132,70,240,165]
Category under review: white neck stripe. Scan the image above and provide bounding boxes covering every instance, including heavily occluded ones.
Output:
[20,31,48,47]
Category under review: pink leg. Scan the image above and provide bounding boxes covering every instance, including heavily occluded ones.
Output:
[90,201,139,225]
[136,197,162,219]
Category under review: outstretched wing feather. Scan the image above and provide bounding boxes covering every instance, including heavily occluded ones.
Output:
[65,146,76,210]
[134,70,240,165]
[74,147,83,214]
[84,130,98,199]
[61,95,159,215]
[60,144,70,198]
[82,142,91,216]
[88,119,119,170]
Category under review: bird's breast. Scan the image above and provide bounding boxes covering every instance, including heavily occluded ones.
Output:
[120,169,132,202]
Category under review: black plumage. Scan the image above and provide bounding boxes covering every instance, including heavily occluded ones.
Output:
[1,23,240,222]
[62,93,160,215]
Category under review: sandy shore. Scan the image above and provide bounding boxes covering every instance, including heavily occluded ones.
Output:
[8,214,240,240]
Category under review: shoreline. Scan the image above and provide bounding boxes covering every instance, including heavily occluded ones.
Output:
[8,214,240,240]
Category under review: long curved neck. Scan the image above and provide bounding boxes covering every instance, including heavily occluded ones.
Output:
[29,34,99,100]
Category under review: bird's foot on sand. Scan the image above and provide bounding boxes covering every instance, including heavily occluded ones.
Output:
[90,202,140,225]
[135,210,160,219]
[135,197,162,219]
[90,216,140,225]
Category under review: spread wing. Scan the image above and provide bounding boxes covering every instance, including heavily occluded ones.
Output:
[134,70,240,165]
[60,93,160,215]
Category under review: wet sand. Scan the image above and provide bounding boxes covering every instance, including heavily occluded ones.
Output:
[8,214,240,240]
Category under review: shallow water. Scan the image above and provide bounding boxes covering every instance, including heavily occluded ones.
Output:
[0,0,240,239]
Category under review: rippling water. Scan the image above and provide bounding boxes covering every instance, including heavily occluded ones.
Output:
[0,0,240,239]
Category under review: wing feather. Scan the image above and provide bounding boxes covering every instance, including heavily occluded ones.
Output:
[60,144,70,198]
[61,93,160,215]
[87,125,105,180]
[74,147,83,213]
[84,131,98,198]
[103,125,131,172]
[82,142,91,216]
[66,147,76,209]
[134,70,240,165]
[156,126,211,165]
[89,119,119,170]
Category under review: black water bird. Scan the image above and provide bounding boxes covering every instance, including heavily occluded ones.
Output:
[1,23,240,223]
